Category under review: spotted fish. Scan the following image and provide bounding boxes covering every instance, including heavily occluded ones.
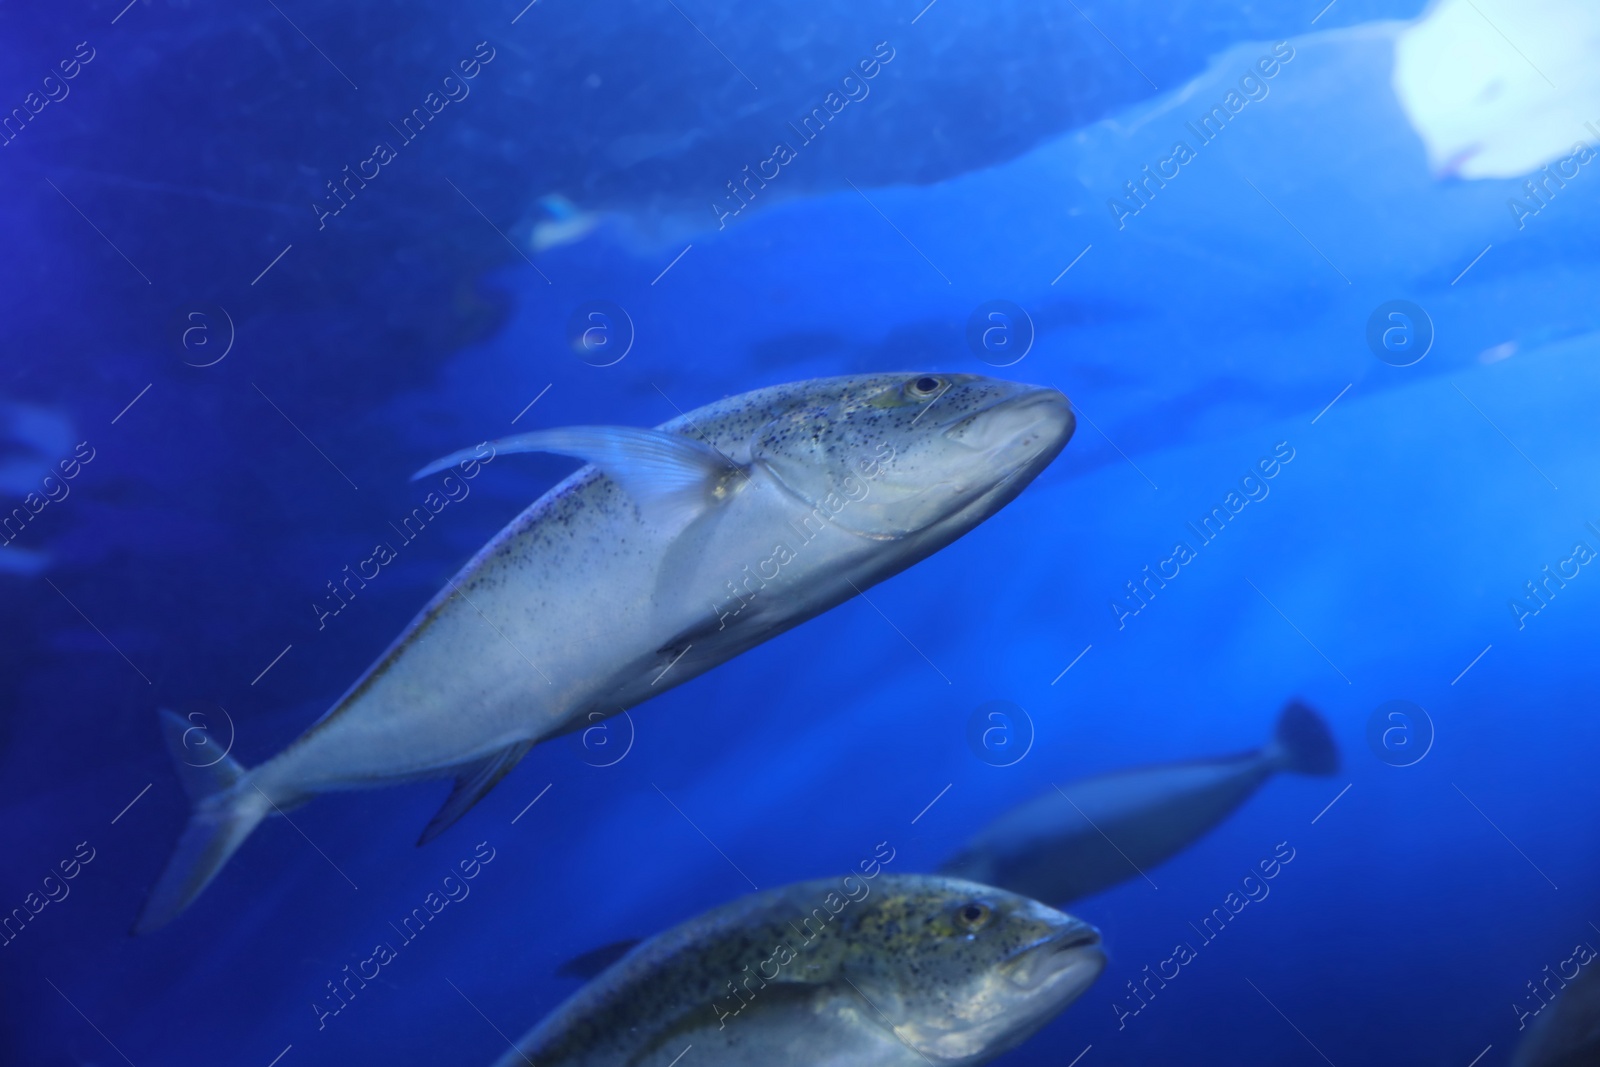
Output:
[491,872,1104,1067]
[136,373,1075,931]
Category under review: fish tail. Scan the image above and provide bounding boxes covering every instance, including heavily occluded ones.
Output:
[133,709,273,934]
[1267,700,1340,776]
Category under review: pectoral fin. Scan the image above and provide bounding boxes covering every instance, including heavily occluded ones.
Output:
[417,740,535,845]
[413,426,745,530]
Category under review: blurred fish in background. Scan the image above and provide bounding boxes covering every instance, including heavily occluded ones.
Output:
[0,398,78,577]
[939,703,1339,905]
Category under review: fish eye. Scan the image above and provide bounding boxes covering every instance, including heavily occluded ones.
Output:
[905,376,944,400]
[955,901,992,932]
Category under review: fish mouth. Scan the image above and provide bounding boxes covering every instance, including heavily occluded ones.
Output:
[1002,920,1105,993]
[939,387,1075,461]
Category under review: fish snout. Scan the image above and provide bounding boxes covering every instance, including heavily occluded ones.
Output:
[941,385,1074,457]
[1003,912,1104,991]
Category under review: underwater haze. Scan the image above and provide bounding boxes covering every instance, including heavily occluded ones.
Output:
[5,0,1600,1064]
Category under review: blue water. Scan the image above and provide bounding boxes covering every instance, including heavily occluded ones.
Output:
[5,1,1600,1064]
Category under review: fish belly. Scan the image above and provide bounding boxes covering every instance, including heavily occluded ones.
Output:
[989,759,1271,904]
[533,992,919,1067]
[254,456,921,803]
[255,479,673,798]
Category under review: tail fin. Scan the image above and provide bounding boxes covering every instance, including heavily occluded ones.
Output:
[1267,700,1340,776]
[133,710,271,934]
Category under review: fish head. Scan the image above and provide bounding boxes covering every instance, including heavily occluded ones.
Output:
[751,373,1074,539]
[841,875,1104,1064]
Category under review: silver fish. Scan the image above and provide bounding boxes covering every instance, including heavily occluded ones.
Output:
[492,873,1104,1067]
[137,373,1074,931]
[940,702,1338,905]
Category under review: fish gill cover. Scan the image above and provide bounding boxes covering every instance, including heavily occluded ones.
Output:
[5,0,1600,1065]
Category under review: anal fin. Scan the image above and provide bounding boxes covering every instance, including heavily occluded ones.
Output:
[417,740,534,846]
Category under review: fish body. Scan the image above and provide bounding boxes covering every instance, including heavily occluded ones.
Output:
[0,399,78,575]
[494,873,1104,1067]
[137,373,1074,931]
[940,702,1337,905]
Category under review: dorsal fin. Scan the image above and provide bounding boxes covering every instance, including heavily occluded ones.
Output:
[556,938,643,981]
[411,426,745,532]
[416,740,535,845]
